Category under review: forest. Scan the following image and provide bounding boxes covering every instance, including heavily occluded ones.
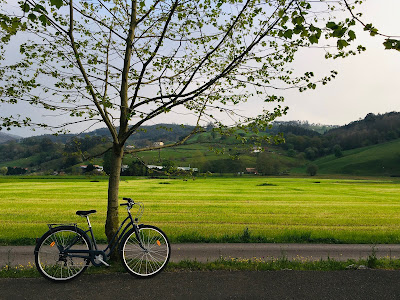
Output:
[0,112,399,176]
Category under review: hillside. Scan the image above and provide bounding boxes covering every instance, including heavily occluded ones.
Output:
[293,139,400,177]
[38,124,196,146]
[0,132,20,144]
[1,111,399,176]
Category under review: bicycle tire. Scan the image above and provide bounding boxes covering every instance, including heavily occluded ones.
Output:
[120,225,170,278]
[34,225,91,282]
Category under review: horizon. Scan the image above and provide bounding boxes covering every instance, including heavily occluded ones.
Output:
[1,110,397,139]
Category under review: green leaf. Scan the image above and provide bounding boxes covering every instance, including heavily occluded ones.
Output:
[348,30,356,41]
[337,39,349,50]
[383,39,400,51]
[308,34,318,44]
[326,22,338,30]
[20,3,30,13]
[283,29,292,39]
[39,15,49,26]
[50,0,63,9]
[28,14,37,22]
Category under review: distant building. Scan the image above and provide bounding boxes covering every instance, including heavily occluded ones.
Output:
[126,145,135,150]
[147,165,163,170]
[177,166,199,172]
[245,168,258,175]
[153,141,164,147]
[146,165,198,172]
[251,146,263,153]
[80,165,104,172]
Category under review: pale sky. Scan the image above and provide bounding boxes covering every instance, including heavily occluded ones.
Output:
[278,0,400,125]
[1,0,399,137]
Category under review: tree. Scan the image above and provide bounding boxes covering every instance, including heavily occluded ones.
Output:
[333,144,343,158]
[343,0,400,52]
[0,166,7,175]
[85,163,95,172]
[0,0,364,246]
[306,164,318,176]
[256,152,281,175]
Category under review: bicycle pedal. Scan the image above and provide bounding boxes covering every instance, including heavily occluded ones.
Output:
[98,258,110,267]
[95,255,110,267]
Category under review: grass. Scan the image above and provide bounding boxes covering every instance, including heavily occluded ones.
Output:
[294,139,400,176]
[1,176,400,245]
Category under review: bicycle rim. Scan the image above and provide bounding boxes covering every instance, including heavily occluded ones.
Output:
[122,226,170,277]
[36,228,90,281]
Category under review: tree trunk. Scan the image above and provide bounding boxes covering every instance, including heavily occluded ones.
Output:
[105,143,124,250]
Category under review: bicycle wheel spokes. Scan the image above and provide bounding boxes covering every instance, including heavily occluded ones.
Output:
[121,226,170,277]
[36,228,90,281]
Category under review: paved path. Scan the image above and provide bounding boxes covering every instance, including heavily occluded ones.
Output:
[2,243,400,267]
[2,270,400,299]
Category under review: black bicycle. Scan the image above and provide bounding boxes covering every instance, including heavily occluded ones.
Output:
[34,197,170,282]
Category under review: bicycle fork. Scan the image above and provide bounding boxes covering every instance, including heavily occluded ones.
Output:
[133,224,147,252]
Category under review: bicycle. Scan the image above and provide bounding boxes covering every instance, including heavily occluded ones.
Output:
[34,197,170,282]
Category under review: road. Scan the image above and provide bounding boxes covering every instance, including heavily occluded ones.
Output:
[2,243,400,267]
[1,270,400,300]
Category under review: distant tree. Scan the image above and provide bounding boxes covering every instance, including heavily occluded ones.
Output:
[206,158,245,174]
[305,147,318,160]
[39,138,55,152]
[7,167,27,175]
[306,164,318,176]
[86,163,95,172]
[333,144,343,158]
[62,154,81,170]
[162,160,176,174]
[127,160,148,176]
[0,167,7,175]
[257,153,281,175]
[287,149,296,157]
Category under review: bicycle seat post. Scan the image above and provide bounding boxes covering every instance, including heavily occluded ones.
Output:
[85,215,92,229]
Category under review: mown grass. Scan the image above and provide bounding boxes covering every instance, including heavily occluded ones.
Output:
[1,176,400,245]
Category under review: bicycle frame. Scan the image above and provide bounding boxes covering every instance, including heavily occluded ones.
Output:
[56,206,143,266]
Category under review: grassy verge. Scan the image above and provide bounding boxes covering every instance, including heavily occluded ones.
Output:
[2,254,400,278]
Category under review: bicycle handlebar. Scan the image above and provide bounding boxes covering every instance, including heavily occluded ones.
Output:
[120,197,136,207]
[120,197,144,222]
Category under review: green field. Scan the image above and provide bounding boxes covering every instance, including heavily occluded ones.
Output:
[293,139,400,176]
[1,176,400,245]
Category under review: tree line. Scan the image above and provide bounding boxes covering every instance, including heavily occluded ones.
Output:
[276,112,400,160]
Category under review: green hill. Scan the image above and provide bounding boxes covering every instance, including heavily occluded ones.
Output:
[296,139,400,176]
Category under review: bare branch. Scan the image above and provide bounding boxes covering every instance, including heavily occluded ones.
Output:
[67,0,118,142]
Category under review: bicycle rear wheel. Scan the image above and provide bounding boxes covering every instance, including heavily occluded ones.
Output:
[120,225,170,278]
[34,225,91,282]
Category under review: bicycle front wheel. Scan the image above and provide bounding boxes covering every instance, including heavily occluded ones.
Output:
[120,225,170,278]
[34,226,91,282]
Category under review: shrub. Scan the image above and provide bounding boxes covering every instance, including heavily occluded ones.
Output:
[306,164,318,176]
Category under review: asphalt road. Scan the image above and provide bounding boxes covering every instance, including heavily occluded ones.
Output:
[3,243,400,267]
[2,270,400,300]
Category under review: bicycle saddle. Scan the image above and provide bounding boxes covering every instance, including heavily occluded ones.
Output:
[76,210,97,216]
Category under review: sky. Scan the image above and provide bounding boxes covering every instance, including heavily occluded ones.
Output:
[1,0,400,137]
[277,0,400,125]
